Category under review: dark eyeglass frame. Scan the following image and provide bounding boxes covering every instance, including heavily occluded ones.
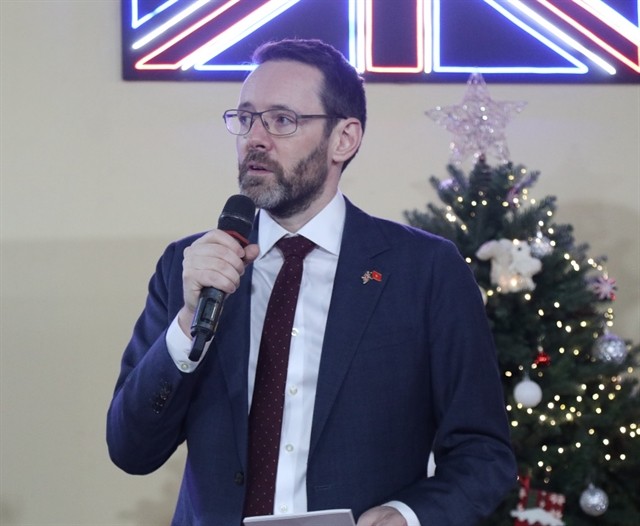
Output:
[222,108,346,136]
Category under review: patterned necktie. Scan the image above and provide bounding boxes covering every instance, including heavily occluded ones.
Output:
[243,235,316,517]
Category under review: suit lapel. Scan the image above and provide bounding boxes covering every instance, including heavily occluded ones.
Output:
[212,228,259,464]
[309,200,392,456]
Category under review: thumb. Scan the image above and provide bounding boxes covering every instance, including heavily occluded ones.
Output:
[243,243,260,264]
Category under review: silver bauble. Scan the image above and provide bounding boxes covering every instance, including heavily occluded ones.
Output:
[530,233,553,258]
[579,483,608,516]
[513,376,542,408]
[592,333,628,364]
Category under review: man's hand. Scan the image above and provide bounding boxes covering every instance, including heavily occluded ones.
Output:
[178,229,259,336]
[357,506,408,526]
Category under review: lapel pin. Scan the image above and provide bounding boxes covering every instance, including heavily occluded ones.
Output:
[361,270,382,284]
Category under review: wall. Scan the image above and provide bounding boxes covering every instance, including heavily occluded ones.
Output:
[1,1,638,524]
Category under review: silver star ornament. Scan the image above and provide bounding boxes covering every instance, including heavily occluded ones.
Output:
[426,73,526,166]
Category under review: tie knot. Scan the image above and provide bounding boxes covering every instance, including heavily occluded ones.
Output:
[276,235,315,260]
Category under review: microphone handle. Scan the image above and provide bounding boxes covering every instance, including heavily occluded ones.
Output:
[188,286,226,361]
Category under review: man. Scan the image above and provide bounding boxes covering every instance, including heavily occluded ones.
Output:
[107,39,516,526]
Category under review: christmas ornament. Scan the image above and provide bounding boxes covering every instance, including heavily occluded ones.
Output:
[579,484,608,516]
[514,375,542,408]
[588,274,617,301]
[426,73,526,166]
[437,178,460,194]
[476,239,542,292]
[530,231,554,259]
[513,475,565,525]
[511,508,564,526]
[534,347,551,367]
[592,331,628,364]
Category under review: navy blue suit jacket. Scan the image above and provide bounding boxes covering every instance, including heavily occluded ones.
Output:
[107,199,516,526]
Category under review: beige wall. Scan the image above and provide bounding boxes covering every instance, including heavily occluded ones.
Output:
[1,1,638,524]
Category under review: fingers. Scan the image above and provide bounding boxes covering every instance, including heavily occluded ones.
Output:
[182,229,258,313]
[356,506,407,526]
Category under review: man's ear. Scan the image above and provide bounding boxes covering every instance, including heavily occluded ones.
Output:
[330,118,363,164]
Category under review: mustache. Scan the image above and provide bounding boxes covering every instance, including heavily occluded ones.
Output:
[239,151,280,173]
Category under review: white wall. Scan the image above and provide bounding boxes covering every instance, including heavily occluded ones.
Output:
[1,1,638,524]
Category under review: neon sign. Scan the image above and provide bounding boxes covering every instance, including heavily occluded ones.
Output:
[121,0,640,82]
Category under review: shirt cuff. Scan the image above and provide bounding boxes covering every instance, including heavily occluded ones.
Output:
[166,315,209,373]
[384,501,421,526]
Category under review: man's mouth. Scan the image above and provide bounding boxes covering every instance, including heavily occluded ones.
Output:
[247,162,271,173]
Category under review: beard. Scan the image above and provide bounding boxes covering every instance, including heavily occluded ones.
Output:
[238,141,329,219]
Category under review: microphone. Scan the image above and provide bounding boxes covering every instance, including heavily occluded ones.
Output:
[188,194,256,361]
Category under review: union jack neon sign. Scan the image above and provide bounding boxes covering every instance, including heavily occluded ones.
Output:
[122,0,640,82]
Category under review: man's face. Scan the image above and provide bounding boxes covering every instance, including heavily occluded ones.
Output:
[236,60,333,219]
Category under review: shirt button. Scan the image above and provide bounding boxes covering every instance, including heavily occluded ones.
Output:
[180,362,190,371]
[289,385,298,396]
[285,444,294,452]
[280,505,288,513]
[291,327,299,337]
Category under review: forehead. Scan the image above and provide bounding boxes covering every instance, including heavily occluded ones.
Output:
[238,60,324,112]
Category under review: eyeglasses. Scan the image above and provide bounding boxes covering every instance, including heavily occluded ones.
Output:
[222,108,345,137]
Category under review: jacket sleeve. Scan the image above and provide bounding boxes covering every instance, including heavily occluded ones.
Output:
[394,238,517,524]
[106,236,202,474]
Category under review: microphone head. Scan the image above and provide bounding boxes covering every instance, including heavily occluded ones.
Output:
[218,194,256,242]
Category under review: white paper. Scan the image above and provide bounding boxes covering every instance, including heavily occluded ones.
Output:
[243,508,355,526]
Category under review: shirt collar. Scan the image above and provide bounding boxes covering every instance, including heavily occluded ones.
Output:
[257,192,345,258]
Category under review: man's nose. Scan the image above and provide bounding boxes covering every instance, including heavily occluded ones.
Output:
[244,115,271,146]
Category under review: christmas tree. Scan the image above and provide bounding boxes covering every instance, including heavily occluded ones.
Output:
[405,75,640,526]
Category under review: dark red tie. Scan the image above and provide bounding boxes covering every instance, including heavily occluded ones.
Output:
[243,235,316,517]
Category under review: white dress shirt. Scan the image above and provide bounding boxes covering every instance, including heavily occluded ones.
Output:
[166,192,419,526]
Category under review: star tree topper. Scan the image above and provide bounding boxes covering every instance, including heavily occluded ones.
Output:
[426,73,527,166]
